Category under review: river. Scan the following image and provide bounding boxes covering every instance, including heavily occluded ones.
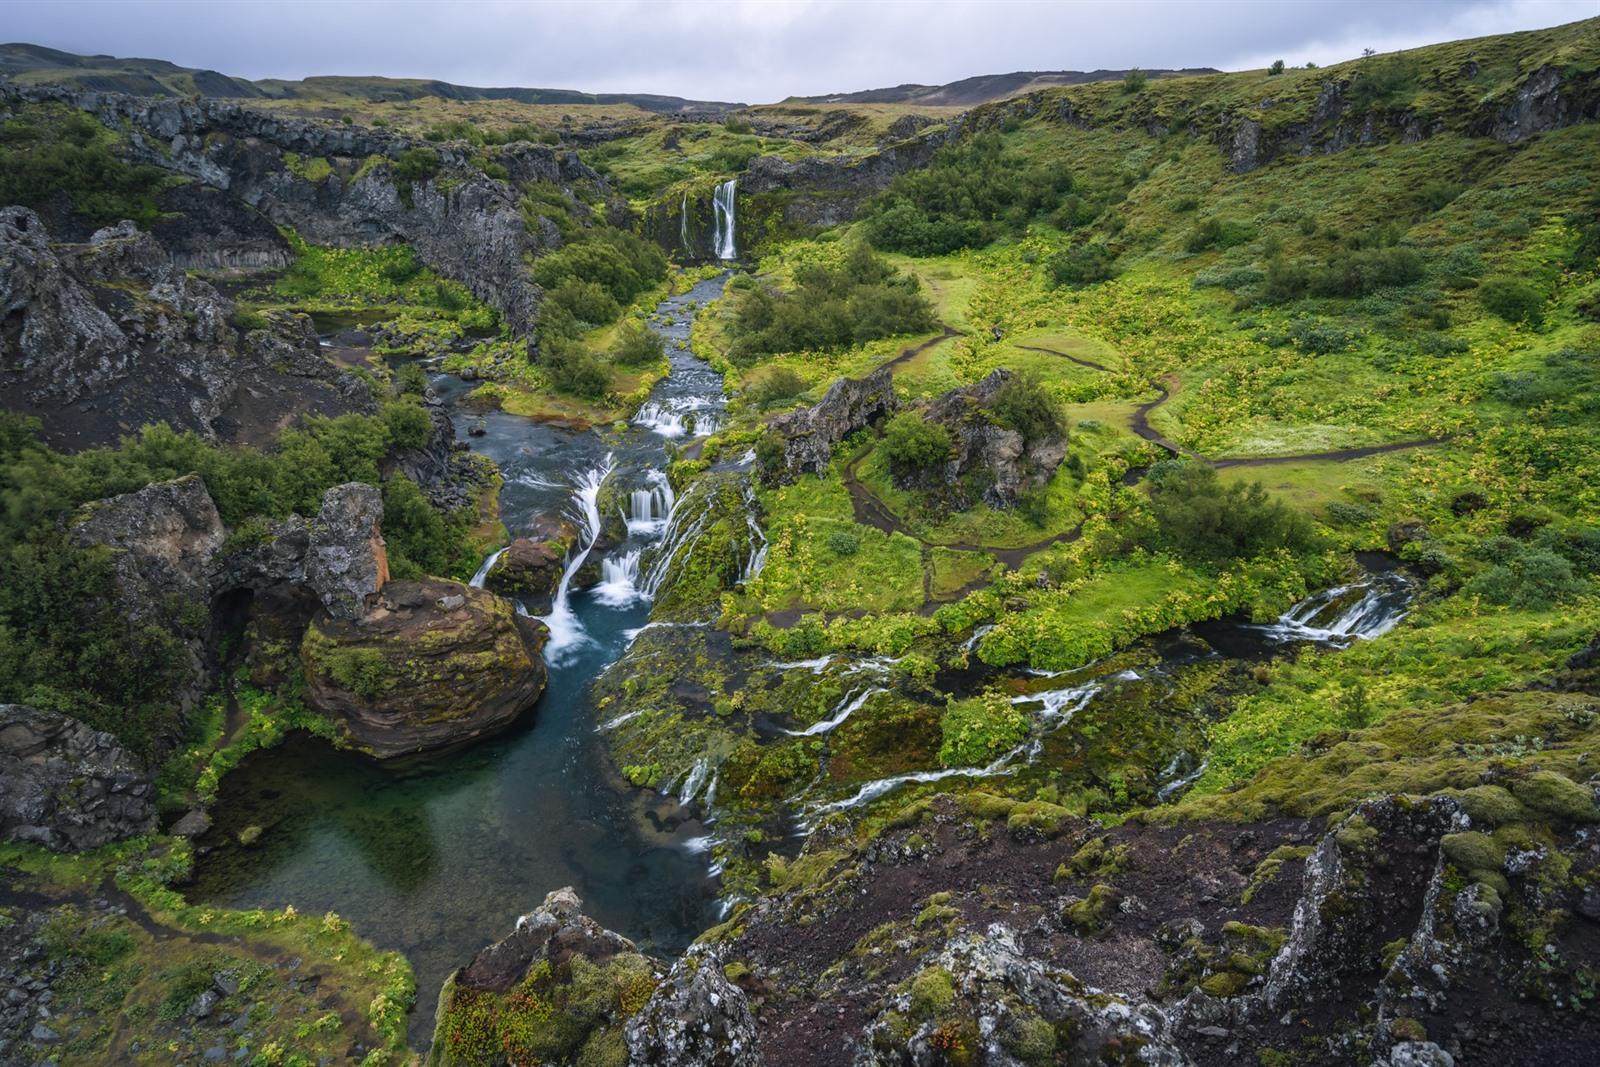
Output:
[189,276,732,1044]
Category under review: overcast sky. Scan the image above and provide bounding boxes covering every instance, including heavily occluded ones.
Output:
[4,0,1592,103]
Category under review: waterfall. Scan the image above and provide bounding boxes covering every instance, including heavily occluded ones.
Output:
[784,687,884,737]
[1254,573,1414,646]
[633,402,687,439]
[538,454,615,663]
[625,469,677,536]
[593,549,644,608]
[738,486,768,584]
[712,178,737,260]
[641,481,714,600]
[469,546,508,589]
[679,191,692,254]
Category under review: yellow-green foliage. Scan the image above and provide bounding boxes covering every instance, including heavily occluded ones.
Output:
[1166,688,1600,824]
[939,692,1029,767]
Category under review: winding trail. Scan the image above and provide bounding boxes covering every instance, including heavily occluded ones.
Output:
[829,336,1450,604]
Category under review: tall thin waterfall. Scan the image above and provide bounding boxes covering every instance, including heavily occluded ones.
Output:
[469,546,508,589]
[539,454,615,663]
[712,179,737,260]
[679,191,692,254]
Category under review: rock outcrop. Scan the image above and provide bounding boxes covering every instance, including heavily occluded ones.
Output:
[300,578,548,757]
[764,367,898,481]
[429,887,662,1067]
[0,82,603,342]
[0,705,157,851]
[484,535,570,611]
[907,369,1069,508]
[0,207,372,450]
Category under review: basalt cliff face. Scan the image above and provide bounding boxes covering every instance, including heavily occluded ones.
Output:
[0,206,373,450]
[1,81,609,342]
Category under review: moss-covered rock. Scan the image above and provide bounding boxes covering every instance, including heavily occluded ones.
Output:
[1510,771,1599,823]
[301,578,547,757]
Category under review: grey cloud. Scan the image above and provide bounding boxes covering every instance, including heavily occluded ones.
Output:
[3,0,1590,102]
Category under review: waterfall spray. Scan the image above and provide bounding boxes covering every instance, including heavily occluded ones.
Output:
[679,190,691,254]
[538,454,615,663]
[712,178,737,260]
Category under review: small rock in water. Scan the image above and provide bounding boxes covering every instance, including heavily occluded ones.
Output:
[171,808,212,838]
[468,416,487,436]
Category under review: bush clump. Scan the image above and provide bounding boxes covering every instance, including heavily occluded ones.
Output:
[726,244,934,363]
[861,134,1076,255]
[1145,459,1315,563]
[882,413,952,475]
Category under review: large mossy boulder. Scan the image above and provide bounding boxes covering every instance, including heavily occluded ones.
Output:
[765,366,898,481]
[300,578,547,757]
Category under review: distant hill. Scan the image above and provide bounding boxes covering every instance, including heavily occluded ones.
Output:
[0,42,744,113]
[787,67,1221,107]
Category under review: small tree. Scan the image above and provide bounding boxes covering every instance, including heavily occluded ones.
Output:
[1268,59,1285,76]
[1121,68,1148,94]
[609,320,666,367]
[882,413,952,475]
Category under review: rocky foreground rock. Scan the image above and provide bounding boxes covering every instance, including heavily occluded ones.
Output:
[0,705,157,851]
[913,368,1069,508]
[430,777,1600,1066]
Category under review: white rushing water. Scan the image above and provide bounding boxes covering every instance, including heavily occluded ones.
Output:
[679,190,692,254]
[468,546,508,589]
[538,454,615,663]
[593,549,644,608]
[785,687,885,737]
[738,485,769,584]
[1254,574,1413,646]
[625,469,677,536]
[712,178,737,260]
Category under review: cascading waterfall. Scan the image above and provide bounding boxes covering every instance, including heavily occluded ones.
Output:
[679,190,691,254]
[625,470,677,536]
[641,480,714,600]
[593,549,644,608]
[1254,573,1414,645]
[712,178,737,260]
[538,454,615,663]
[738,486,769,584]
[468,546,508,589]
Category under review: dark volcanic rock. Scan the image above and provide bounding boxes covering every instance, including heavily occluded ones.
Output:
[70,473,227,703]
[0,705,156,851]
[625,944,760,1067]
[300,578,547,757]
[208,482,393,621]
[766,366,898,481]
[0,207,371,450]
[913,368,1069,508]
[149,182,292,271]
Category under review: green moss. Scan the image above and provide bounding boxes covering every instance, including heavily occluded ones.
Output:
[1242,845,1312,904]
[1440,784,1528,827]
[1510,771,1599,823]
[958,791,1018,819]
[908,965,956,1019]
[1062,883,1120,933]
[1200,971,1249,997]
[1441,830,1507,874]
